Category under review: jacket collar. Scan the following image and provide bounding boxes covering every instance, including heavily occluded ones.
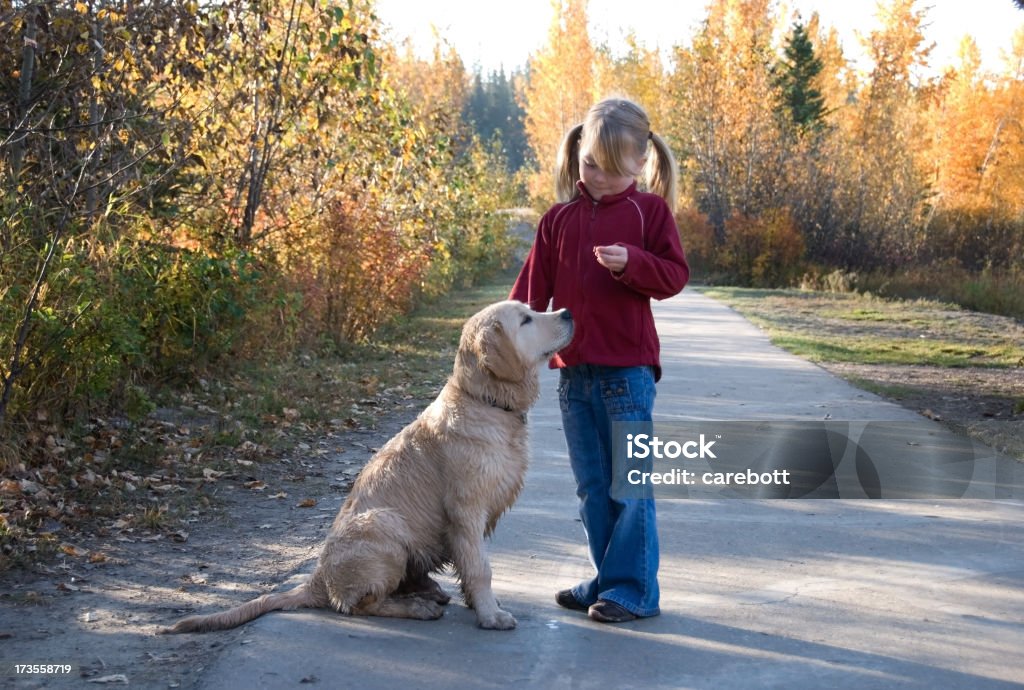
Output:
[576,180,637,205]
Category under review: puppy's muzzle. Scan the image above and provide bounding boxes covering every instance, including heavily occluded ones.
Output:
[548,308,574,356]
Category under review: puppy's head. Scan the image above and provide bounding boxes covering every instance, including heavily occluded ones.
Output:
[454,301,574,409]
[467,301,573,382]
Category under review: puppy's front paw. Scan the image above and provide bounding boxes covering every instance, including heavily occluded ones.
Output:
[478,608,516,630]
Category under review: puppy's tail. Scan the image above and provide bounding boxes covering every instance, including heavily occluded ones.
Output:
[161,581,317,634]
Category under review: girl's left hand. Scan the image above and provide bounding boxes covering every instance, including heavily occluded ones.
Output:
[594,245,628,273]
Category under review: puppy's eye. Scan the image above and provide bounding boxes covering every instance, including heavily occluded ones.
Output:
[521,315,533,325]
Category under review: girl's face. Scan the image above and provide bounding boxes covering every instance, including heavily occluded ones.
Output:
[578,146,645,201]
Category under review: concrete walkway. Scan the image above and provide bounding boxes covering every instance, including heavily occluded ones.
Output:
[195,290,1024,689]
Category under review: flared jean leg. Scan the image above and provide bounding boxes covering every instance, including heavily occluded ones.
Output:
[558,365,660,617]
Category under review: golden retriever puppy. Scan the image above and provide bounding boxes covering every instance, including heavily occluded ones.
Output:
[163,300,573,633]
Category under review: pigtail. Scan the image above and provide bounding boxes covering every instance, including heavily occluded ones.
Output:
[644,132,679,213]
[554,123,584,203]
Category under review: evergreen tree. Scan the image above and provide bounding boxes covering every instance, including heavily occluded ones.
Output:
[464,68,528,171]
[774,21,827,134]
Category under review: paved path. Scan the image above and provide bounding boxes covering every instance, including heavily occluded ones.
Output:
[195,290,1024,689]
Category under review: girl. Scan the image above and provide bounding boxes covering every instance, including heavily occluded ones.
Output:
[509,98,689,623]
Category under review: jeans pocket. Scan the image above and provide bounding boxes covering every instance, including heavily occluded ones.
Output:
[557,375,570,413]
[600,378,637,415]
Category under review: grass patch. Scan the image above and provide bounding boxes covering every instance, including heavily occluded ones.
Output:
[841,376,919,401]
[770,335,1007,367]
[699,286,1024,369]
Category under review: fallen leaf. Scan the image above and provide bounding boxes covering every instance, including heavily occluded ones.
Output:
[202,468,225,480]
[87,674,129,684]
[297,498,317,508]
[60,543,89,557]
[244,480,266,491]
[269,491,288,499]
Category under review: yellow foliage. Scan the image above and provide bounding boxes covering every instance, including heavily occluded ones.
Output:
[520,0,597,203]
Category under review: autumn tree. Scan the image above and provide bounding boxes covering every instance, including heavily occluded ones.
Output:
[838,0,933,268]
[668,0,782,242]
[980,27,1024,225]
[923,28,1024,268]
[374,39,519,297]
[932,39,990,205]
[593,34,670,133]
[659,0,1024,284]
[520,0,596,201]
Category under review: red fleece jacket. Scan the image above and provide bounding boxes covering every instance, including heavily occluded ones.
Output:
[509,181,689,381]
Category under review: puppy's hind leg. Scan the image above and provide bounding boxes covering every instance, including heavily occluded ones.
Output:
[320,508,446,621]
[337,555,445,619]
[352,593,445,620]
[395,568,451,605]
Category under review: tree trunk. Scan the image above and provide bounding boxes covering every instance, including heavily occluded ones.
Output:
[9,4,38,184]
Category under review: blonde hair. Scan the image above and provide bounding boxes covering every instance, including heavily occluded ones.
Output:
[554,98,678,211]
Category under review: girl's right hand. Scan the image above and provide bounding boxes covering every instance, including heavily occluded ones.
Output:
[594,245,629,273]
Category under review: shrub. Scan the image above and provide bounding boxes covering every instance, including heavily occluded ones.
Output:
[923,208,1024,272]
[676,207,717,279]
[799,267,859,293]
[287,198,430,345]
[0,225,288,426]
[130,246,286,377]
[721,209,806,287]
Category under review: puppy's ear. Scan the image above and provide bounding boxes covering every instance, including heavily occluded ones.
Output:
[477,320,524,382]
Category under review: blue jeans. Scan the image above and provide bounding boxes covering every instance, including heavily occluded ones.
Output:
[558,364,660,617]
